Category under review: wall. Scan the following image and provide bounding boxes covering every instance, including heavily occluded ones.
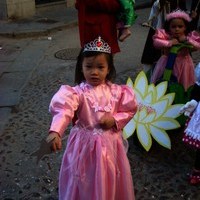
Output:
[0,0,75,20]
[0,0,35,19]
[0,0,8,19]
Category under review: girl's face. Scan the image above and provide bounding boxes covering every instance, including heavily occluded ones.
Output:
[169,18,186,39]
[82,54,110,86]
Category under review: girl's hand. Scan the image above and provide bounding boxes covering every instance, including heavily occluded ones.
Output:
[171,38,179,45]
[180,99,198,117]
[46,132,62,152]
[191,11,197,19]
[99,115,115,129]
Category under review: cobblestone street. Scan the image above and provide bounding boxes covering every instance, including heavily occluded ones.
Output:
[0,6,200,200]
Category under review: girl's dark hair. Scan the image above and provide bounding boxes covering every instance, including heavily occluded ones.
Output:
[164,17,191,35]
[75,49,116,84]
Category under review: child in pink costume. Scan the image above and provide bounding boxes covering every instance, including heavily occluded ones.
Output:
[46,36,138,200]
[151,10,200,90]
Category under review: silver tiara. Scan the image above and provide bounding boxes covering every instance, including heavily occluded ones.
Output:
[83,36,111,54]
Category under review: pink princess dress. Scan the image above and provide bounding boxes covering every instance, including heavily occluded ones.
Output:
[49,81,138,200]
[150,29,200,90]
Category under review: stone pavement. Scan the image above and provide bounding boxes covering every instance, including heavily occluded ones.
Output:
[0,0,152,134]
[0,2,200,200]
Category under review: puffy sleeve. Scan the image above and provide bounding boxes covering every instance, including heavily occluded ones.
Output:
[49,85,79,137]
[187,31,200,50]
[153,29,173,48]
[113,85,138,131]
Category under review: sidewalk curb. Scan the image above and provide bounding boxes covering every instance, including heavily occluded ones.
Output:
[0,21,78,38]
[0,3,150,38]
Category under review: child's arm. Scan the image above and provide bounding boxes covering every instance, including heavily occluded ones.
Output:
[153,29,179,48]
[180,99,198,117]
[112,85,138,131]
[49,86,79,136]
[47,85,79,150]
[186,31,200,50]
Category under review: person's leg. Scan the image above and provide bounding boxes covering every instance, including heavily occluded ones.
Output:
[194,149,200,170]
[190,149,200,185]
[118,27,131,42]
[190,0,200,30]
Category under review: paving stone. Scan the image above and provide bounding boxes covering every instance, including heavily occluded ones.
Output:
[0,107,12,134]
[0,62,11,76]
[0,91,20,106]
[0,71,29,92]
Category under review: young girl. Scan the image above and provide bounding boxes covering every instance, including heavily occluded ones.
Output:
[117,0,137,42]
[141,0,187,72]
[150,10,200,90]
[46,36,138,199]
[180,63,200,185]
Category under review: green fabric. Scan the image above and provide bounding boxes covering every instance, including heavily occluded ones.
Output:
[170,43,193,54]
[163,69,172,81]
[118,0,137,26]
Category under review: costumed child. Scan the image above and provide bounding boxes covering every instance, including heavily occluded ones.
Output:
[141,0,187,73]
[150,9,200,91]
[117,0,137,42]
[46,36,138,199]
[180,63,200,185]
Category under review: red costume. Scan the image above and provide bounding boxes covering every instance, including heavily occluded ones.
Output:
[75,0,120,54]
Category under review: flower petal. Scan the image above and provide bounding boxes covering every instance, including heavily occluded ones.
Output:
[138,107,148,121]
[134,71,148,96]
[134,89,143,102]
[149,125,171,149]
[126,77,134,89]
[152,99,169,117]
[147,84,156,95]
[163,104,184,118]
[136,124,152,151]
[155,81,168,100]
[142,112,156,123]
[123,119,136,139]
[151,118,180,130]
[144,91,153,104]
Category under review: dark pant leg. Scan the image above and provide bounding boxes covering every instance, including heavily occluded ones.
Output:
[190,0,200,30]
[194,149,200,170]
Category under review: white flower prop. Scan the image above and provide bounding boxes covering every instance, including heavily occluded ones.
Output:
[123,71,183,151]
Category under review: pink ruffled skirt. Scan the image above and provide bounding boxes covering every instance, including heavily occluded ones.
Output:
[59,125,135,200]
[151,53,195,90]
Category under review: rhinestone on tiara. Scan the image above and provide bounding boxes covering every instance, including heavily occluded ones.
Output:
[83,36,111,54]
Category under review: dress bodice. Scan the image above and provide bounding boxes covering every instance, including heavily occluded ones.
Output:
[49,82,138,136]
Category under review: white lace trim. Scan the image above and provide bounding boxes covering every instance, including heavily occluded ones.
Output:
[72,126,104,136]
[80,82,119,113]
[185,128,200,141]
